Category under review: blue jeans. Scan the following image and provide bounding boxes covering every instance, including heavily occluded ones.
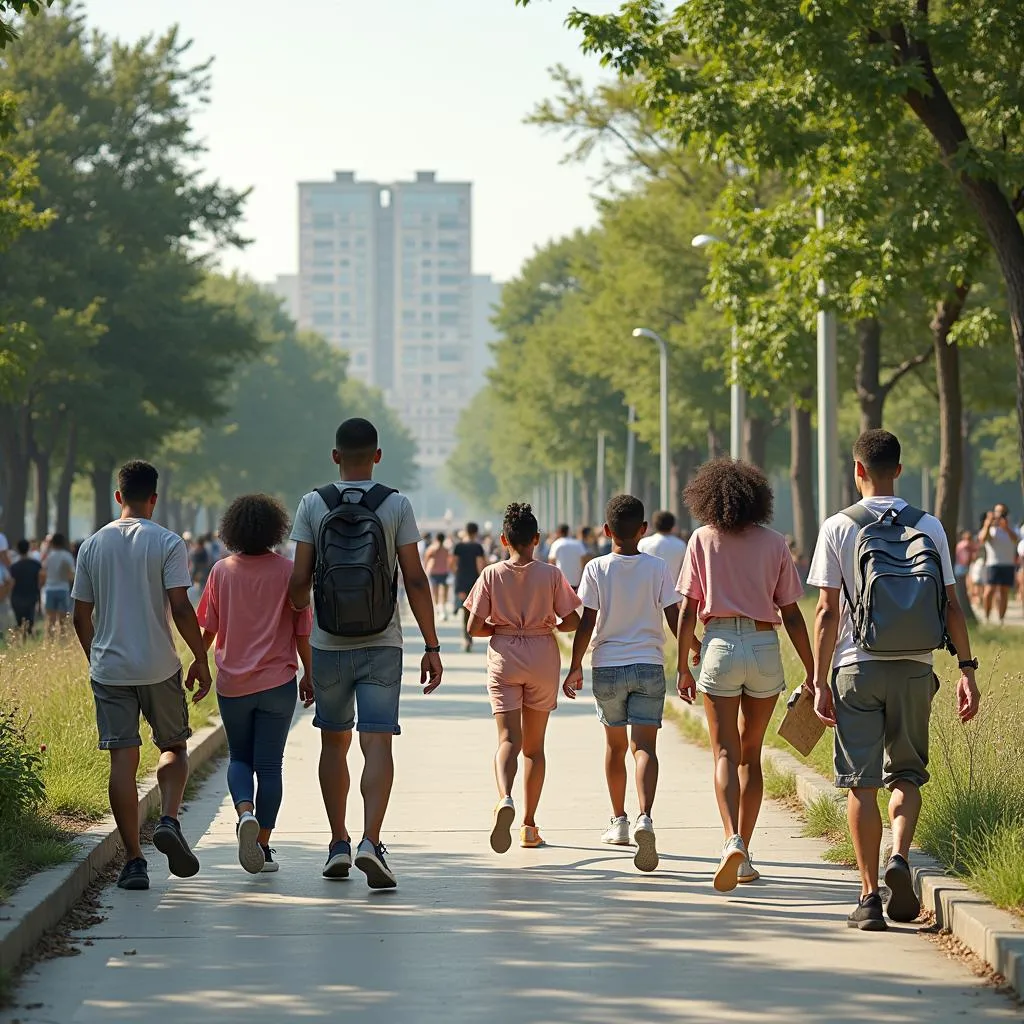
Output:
[217,678,297,830]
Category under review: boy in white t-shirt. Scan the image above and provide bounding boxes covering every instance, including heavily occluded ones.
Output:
[563,494,683,873]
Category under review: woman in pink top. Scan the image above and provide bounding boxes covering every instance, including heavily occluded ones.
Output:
[676,460,813,892]
[464,503,582,853]
[197,494,313,876]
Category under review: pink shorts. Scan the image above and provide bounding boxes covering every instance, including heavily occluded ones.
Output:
[486,632,560,715]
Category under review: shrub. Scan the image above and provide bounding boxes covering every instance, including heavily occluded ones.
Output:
[0,704,45,823]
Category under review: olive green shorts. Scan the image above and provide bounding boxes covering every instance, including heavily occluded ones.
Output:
[831,660,938,790]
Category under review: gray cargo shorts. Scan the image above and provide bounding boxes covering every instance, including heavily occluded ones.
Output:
[91,671,192,751]
[831,660,938,790]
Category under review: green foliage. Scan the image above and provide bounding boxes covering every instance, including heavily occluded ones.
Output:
[0,0,51,48]
[0,703,44,820]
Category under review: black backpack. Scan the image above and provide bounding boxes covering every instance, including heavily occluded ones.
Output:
[840,503,950,657]
[313,483,398,638]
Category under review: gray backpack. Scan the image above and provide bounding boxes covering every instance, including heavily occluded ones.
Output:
[840,504,950,657]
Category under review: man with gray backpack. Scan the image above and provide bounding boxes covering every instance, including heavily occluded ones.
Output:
[807,430,980,932]
[289,418,442,889]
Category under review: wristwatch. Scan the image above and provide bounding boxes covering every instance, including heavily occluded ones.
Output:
[958,658,979,671]
[425,644,441,654]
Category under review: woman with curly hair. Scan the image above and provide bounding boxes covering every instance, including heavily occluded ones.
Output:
[676,459,813,891]
[464,503,582,852]
[197,494,314,875]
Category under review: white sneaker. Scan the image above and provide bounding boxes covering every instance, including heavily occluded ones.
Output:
[236,811,265,875]
[600,816,631,846]
[260,846,280,873]
[714,834,747,892]
[490,797,516,854]
[632,815,659,872]
[737,856,760,883]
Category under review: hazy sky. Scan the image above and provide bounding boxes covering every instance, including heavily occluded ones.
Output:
[80,0,620,284]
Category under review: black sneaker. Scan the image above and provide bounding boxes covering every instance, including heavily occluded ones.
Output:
[884,854,921,923]
[323,839,352,879]
[152,815,200,878]
[260,845,279,873]
[116,857,150,890]
[847,892,887,931]
[355,838,397,889]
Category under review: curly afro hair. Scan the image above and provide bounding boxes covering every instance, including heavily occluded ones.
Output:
[684,458,774,533]
[219,493,291,555]
[503,502,538,551]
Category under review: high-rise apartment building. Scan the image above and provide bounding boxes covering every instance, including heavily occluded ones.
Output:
[297,171,473,515]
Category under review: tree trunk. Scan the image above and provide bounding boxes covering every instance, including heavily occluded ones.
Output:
[91,464,113,531]
[580,475,593,528]
[931,285,969,550]
[33,451,51,541]
[55,420,78,539]
[743,415,770,470]
[855,317,885,432]
[672,447,697,531]
[0,411,31,542]
[789,400,817,559]
[707,425,725,460]
[959,412,975,532]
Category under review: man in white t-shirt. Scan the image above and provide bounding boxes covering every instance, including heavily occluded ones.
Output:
[808,429,979,933]
[72,460,212,893]
[563,495,682,873]
[547,524,587,589]
[638,510,687,583]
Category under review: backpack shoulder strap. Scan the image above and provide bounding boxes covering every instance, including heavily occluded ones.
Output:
[316,485,343,512]
[840,504,878,530]
[894,504,927,528]
[361,484,397,514]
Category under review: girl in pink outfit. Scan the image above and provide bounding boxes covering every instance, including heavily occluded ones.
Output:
[197,494,313,876]
[464,503,581,852]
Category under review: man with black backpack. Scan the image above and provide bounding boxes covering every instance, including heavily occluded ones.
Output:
[808,430,980,932]
[288,418,442,890]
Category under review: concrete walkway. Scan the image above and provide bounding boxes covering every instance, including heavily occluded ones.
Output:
[4,621,1020,1023]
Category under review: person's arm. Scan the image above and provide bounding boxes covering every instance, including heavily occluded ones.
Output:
[563,607,597,698]
[396,541,442,694]
[675,598,700,703]
[779,601,813,686]
[812,587,840,725]
[466,612,495,638]
[288,541,315,611]
[555,609,581,633]
[73,599,94,661]
[296,634,314,707]
[475,553,486,574]
[168,587,212,702]
[978,512,993,544]
[944,584,981,722]
[663,602,680,636]
[201,628,216,652]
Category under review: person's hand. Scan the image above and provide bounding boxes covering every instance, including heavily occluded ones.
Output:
[813,681,836,727]
[420,651,442,694]
[677,668,696,704]
[690,637,702,667]
[185,657,212,704]
[563,666,584,699]
[956,672,981,723]
[801,673,815,697]
[299,674,315,708]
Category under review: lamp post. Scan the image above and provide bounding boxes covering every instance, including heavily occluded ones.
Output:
[692,233,745,460]
[816,207,839,521]
[596,431,607,520]
[625,405,636,494]
[632,328,670,511]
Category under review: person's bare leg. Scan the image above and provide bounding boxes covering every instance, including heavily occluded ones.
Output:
[319,729,352,844]
[889,781,922,860]
[737,693,779,847]
[629,724,659,817]
[521,707,550,828]
[360,732,395,845]
[703,694,743,838]
[156,744,189,819]
[493,711,523,798]
[429,581,440,610]
[109,746,143,859]
[604,725,629,818]
[848,787,883,897]
[998,584,1010,622]
[983,584,995,620]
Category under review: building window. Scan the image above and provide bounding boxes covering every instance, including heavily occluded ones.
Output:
[421,293,433,305]
[439,312,459,326]
[422,273,433,285]
[314,239,333,251]
[313,312,334,327]
[421,311,434,324]
[313,291,333,307]
[438,345,461,362]
[438,293,459,306]
[402,310,416,323]
[438,214,460,230]
[312,213,334,230]
[438,239,460,252]
[439,273,461,286]
[312,273,333,285]
[339,293,351,305]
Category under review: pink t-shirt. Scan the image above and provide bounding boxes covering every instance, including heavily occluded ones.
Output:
[464,559,581,630]
[196,552,313,698]
[677,525,804,625]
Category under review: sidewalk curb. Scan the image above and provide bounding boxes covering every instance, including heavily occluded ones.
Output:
[672,701,1024,997]
[0,718,225,975]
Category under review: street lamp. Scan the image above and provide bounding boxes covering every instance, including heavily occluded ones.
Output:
[632,328,670,511]
[816,207,839,521]
[691,233,745,460]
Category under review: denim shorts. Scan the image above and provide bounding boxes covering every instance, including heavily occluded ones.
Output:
[311,646,403,735]
[44,589,71,614]
[592,663,666,728]
[697,619,786,700]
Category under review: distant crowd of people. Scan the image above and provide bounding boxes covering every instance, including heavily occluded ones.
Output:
[0,532,78,638]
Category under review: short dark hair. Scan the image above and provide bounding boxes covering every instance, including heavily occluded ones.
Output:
[853,429,901,477]
[557,523,570,537]
[653,510,676,533]
[219,493,290,555]
[435,532,446,543]
[606,494,645,539]
[684,458,774,532]
[503,502,538,551]
[16,539,29,555]
[118,460,159,504]
[465,522,479,537]
[335,418,378,459]
[50,533,67,549]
